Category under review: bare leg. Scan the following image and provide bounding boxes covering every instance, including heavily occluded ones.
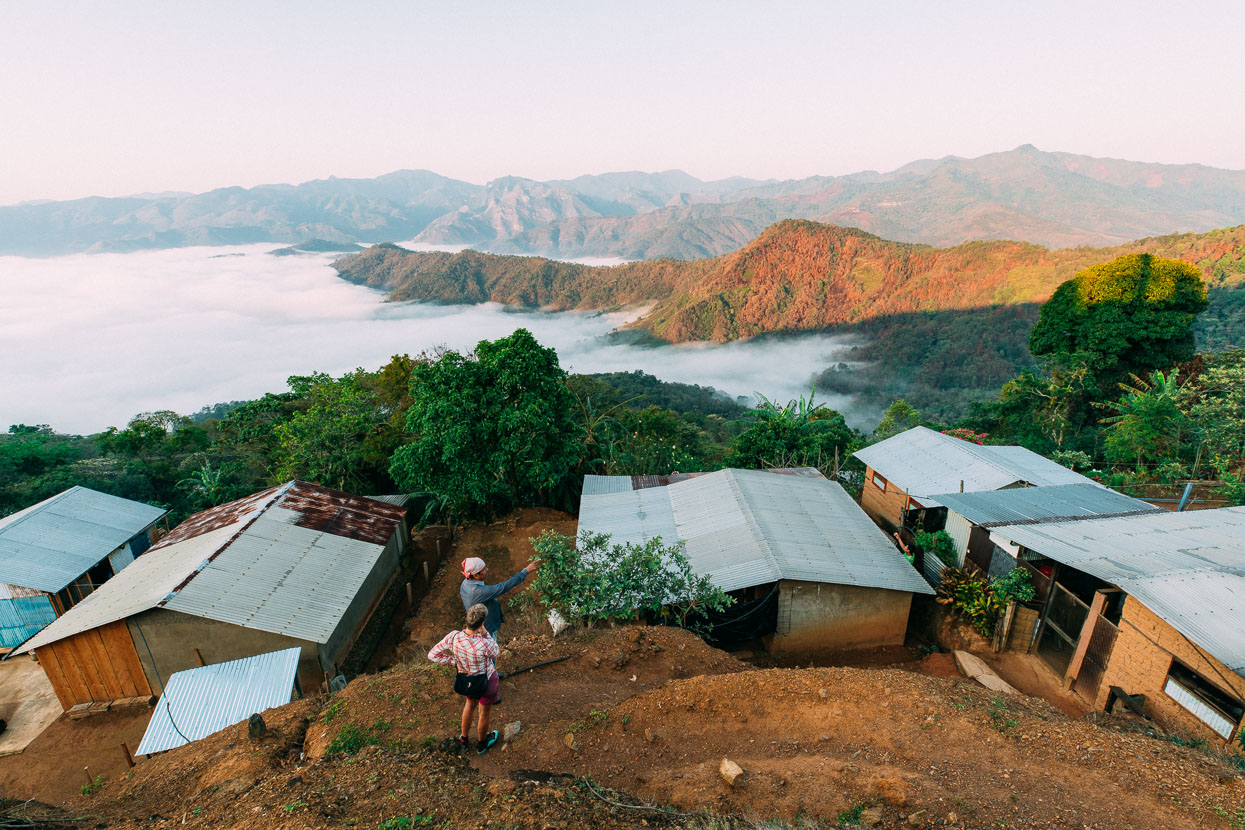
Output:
[461,699,477,739]
[477,704,491,742]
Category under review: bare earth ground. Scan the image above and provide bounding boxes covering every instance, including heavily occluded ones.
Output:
[4,508,1245,829]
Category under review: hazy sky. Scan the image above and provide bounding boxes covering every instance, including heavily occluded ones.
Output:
[3,0,1244,204]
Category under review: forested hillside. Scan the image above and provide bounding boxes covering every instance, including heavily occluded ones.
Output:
[337,221,1245,419]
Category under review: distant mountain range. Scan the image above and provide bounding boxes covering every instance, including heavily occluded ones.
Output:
[336,220,1245,344]
[6,146,1245,258]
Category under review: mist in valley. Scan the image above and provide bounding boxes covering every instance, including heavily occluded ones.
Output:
[0,245,868,434]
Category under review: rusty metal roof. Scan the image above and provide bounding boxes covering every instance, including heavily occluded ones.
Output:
[16,482,404,653]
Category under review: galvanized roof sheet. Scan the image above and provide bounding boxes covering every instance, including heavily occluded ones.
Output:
[578,469,932,596]
[136,647,301,755]
[0,487,167,593]
[16,482,403,653]
[853,426,1096,499]
[932,484,1160,527]
[582,468,826,498]
[994,507,1245,677]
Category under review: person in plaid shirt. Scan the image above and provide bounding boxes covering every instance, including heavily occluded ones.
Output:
[428,603,502,753]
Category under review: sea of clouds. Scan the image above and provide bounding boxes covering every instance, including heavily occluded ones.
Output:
[0,244,865,434]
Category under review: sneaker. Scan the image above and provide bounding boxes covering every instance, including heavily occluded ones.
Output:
[477,730,499,754]
[457,735,469,749]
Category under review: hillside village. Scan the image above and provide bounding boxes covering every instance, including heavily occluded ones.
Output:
[0,419,1243,828]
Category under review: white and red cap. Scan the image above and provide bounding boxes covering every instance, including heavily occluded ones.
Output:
[461,557,486,577]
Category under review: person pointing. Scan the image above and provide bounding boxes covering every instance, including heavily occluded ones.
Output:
[459,555,538,643]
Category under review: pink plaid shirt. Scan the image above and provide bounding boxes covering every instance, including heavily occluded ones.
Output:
[428,629,498,676]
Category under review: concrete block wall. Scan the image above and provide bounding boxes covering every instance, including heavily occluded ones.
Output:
[1094,596,1245,745]
[771,580,912,653]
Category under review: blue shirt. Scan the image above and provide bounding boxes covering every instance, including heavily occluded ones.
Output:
[460,568,529,635]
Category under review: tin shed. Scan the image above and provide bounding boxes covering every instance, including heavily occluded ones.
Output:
[16,482,406,709]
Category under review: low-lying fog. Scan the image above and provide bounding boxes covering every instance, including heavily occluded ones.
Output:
[0,244,865,434]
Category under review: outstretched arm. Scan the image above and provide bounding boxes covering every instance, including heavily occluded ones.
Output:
[469,568,530,603]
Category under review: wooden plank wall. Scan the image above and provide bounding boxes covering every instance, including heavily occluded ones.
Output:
[859,467,910,531]
[36,620,151,709]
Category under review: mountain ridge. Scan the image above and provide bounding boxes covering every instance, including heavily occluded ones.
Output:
[6,147,1245,257]
[334,220,1245,344]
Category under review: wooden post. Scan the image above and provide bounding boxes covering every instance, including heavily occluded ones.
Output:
[193,648,205,667]
[83,766,93,787]
[1064,591,1108,689]
[436,539,442,560]
[833,446,839,480]
[422,561,430,583]
[405,582,413,605]
[121,742,135,768]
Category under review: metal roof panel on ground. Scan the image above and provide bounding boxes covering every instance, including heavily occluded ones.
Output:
[853,427,1097,499]
[931,484,1161,527]
[15,482,404,654]
[0,487,166,593]
[993,507,1245,677]
[135,647,301,755]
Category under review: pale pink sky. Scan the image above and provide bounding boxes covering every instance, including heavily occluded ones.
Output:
[2,0,1243,204]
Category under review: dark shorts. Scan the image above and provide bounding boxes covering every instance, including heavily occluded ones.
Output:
[468,671,500,706]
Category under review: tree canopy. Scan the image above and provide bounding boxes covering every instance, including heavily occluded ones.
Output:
[1028,253,1207,381]
[388,329,584,517]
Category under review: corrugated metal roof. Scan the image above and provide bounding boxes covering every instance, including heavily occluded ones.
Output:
[0,487,167,593]
[932,484,1161,527]
[578,469,932,596]
[994,507,1245,677]
[853,427,1097,499]
[582,467,826,498]
[135,647,301,755]
[365,494,411,507]
[16,482,403,653]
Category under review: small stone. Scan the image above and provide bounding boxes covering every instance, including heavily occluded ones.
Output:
[247,713,266,739]
[629,628,643,643]
[644,728,658,743]
[503,721,521,741]
[859,807,883,827]
[819,734,831,742]
[819,688,829,699]
[612,651,630,669]
[562,732,575,750]
[719,758,744,787]
[946,811,958,824]
[906,810,926,826]
[589,656,601,668]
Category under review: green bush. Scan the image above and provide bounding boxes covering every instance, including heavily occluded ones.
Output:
[521,531,733,630]
[990,566,1037,605]
[325,722,380,756]
[915,530,957,566]
[936,567,1002,636]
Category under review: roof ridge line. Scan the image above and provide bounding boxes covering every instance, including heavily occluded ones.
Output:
[157,481,297,606]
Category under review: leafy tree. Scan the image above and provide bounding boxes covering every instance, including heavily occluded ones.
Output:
[872,399,921,441]
[1179,349,1245,477]
[521,530,732,629]
[973,361,1098,453]
[727,391,855,473]
[273,371,396,492]
[389,329,584,517]
[1101,369,1189,469]
[1029,254,1208,383]
[600,406,713,475]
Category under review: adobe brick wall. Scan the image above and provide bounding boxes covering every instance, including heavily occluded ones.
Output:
[1094,596,1245,744]
[770,580,912,653]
